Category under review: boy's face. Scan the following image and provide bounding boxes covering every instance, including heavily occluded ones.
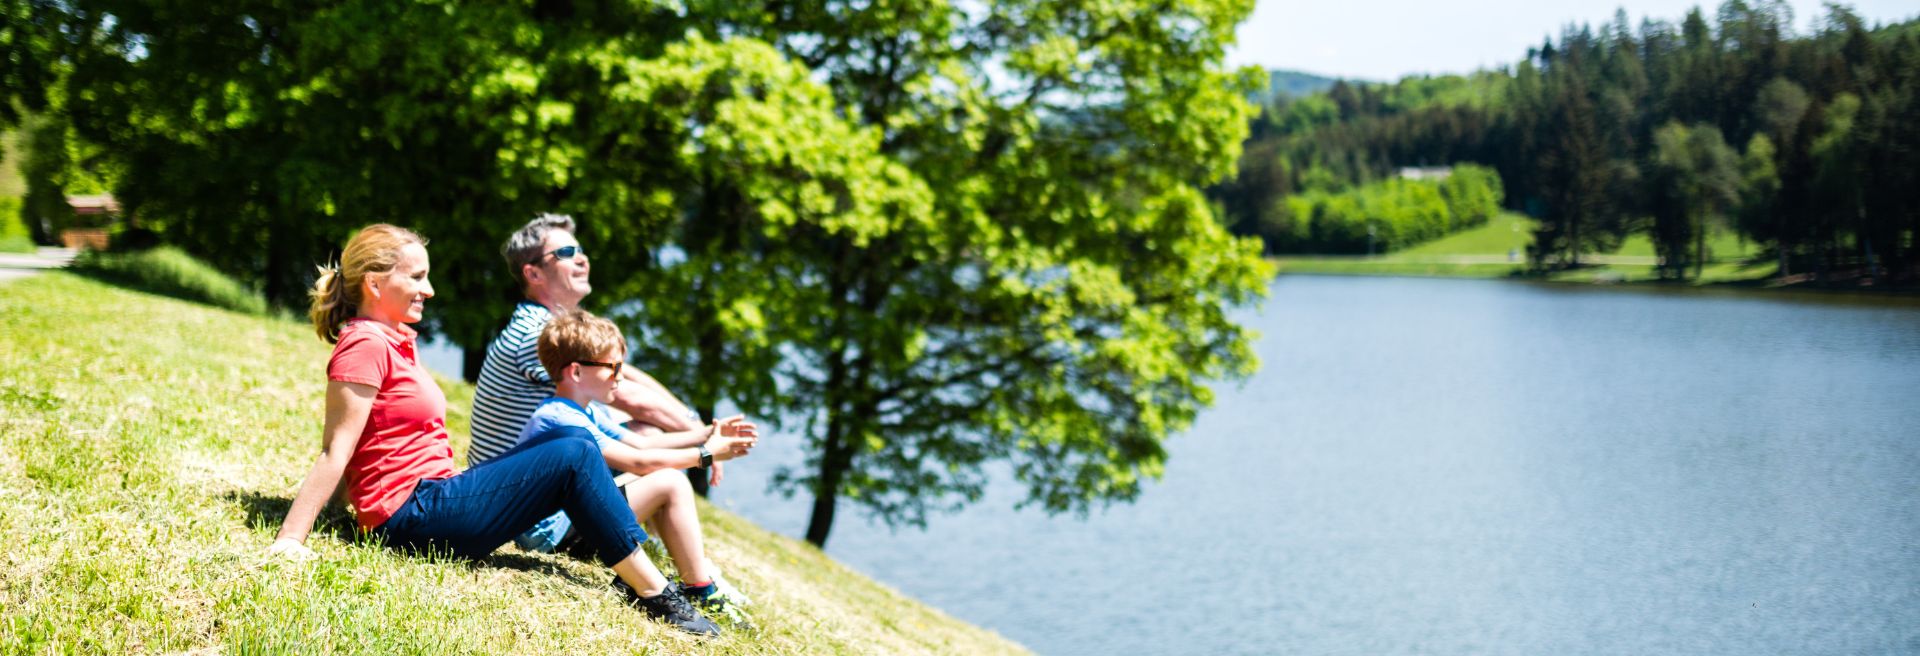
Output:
[574,346,625,403]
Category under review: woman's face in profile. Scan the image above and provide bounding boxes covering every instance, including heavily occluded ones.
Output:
[369,242,434,323]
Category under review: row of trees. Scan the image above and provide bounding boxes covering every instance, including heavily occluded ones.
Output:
[1268,164,1504,254]
[1216,2,1920,283]
[0,0,1271,547]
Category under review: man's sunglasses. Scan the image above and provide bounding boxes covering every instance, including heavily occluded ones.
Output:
[574,360,623,378]
[543,245,586,262]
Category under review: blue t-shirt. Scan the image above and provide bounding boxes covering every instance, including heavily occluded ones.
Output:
[518,397,637,465]
[504,396,642,553]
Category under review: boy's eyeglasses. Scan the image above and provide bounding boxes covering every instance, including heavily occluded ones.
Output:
[543,245,586,262]
[574,360,623,378]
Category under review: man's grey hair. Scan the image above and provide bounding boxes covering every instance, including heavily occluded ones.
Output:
[503,213,577,287]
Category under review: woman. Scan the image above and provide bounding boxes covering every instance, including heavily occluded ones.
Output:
[266,224,719,636]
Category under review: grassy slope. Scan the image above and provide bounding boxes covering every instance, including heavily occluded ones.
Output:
[1270,212,1532,279]
[1394,212,1536,257]
[0,272,1027,655]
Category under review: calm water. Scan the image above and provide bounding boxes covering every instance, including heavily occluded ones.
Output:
[428,277,1920,654]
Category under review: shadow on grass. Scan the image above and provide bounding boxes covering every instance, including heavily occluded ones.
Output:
[225,489,359,544]
[222,489,602,583]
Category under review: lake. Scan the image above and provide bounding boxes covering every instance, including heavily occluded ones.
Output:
[430,276,1920,654]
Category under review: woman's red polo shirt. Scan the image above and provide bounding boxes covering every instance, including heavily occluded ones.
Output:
[327,319,457,530]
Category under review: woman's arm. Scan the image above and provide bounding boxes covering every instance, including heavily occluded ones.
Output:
[268,380,376,557]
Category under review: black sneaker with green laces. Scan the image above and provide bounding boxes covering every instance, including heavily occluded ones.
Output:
[612,577,721,636]
[681,582,753,629]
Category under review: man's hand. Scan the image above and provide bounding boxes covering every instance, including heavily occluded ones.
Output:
[708,461,725,487]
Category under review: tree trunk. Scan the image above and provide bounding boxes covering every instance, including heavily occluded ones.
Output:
[688,399,715,496]
[805,411,854,548]
[686,311,724,496]
[461,347,486,383]
[1695,214,1707,279]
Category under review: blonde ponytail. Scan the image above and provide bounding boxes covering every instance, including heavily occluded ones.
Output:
[307,224,427,344]
[308,263,355,343]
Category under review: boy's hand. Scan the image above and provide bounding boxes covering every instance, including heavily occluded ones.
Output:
[708,461,725,486]
[704,416,757,461]
[715,415,758,440]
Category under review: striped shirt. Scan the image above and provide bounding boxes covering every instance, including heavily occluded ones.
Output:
[468,301,555,464]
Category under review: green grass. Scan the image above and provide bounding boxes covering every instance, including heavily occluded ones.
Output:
[70,246,271,316]
[1544,258,1777,285]
[1269,258,1523,278]
[1393,212,1536,257]
[0,272,1027,655]
[1611,231,1762,260]
[1269,211,1795,288]
[1269,212,1532,278]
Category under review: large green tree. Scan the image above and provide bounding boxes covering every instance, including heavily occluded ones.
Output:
[46,0,1269,547]
[611,0,1271,546]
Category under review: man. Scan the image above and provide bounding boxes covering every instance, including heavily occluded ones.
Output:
[470,213,736,553]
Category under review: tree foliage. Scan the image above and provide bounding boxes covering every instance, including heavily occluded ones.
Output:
[1268,164,1503,254]
[17,0,1269,547]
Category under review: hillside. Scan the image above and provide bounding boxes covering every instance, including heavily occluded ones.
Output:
[0,272,1028,655]
[1267,69,1343,99]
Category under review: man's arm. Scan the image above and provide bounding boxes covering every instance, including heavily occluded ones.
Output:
[609,365,699,433]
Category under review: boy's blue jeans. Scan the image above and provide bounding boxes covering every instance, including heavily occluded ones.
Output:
[373,427,647,567]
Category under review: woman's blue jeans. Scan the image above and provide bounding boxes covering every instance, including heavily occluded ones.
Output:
[372,426,647,567]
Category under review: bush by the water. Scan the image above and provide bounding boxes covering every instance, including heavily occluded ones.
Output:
[71,246,268,315]
[1266,164,1504,254]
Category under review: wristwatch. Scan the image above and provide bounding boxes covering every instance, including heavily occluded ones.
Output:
[697,445,713,469]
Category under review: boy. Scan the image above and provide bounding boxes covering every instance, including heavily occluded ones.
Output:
[523,310,758,630]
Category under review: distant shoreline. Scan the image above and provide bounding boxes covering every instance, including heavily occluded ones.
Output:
[1270,258,1920,305]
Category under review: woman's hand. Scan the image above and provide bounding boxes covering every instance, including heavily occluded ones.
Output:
[266,537,317,561]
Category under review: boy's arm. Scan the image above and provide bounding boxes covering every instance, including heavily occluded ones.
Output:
[603,417,758,475]
[617,415,758,452]
[601,440,707,476]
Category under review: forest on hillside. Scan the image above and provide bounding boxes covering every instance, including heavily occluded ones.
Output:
[1215,2,1920,283]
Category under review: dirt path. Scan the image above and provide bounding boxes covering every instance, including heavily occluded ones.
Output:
[0,248,78,283]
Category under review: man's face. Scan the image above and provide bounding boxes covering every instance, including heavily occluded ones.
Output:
[529,229,591,306]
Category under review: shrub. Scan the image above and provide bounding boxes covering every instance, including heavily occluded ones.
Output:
[0,196,32,253]
[70,246,268,315]
[1262,163,1507,254]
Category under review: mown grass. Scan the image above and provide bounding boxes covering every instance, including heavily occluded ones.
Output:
[1392,212,1536,257]
[1268,258,1524,278]
[0,272,1026,655]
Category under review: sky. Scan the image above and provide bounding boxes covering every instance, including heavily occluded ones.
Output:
[1227,0,1920,81]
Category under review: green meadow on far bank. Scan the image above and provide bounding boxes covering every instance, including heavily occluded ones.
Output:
[1269,212,1787,287]
[0,271,1026,655]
